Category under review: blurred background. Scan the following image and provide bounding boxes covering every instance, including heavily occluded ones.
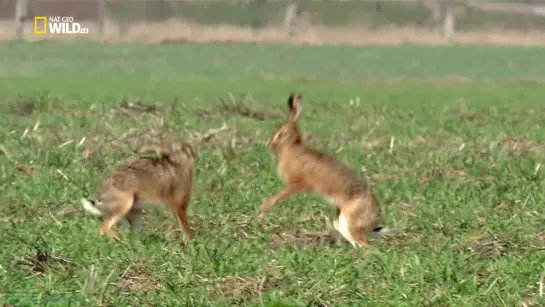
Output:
[1,0,545,46]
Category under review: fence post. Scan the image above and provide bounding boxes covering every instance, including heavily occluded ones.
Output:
[376,0,383,13]
[98,0,107,36]
[441,0,455,42]
[15,0,30,39]
[284,2,298,37]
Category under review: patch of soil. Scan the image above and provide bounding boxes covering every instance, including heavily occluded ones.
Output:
[218,96,284,122]
[7,97,37,116]
[382,228,423,248]
[82,127,190,159]
[57,207,78,219]
[362,138,388,150]
[407,136,444,149]
[530,231,545,248]
[211,275,293,303]
[14,162,39,177]
[418,166,469,185]
[14,247,74,276]
[502,136,539,156]
[117,266,162,293]
[269,229,339,249]
[454,234,522,258]
[109,98,163,118]
[189,123,259,149]
[14,248,51,275]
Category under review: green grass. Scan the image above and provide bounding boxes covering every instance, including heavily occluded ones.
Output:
[1,41,545,306]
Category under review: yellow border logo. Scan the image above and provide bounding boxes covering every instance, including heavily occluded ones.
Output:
[34,17,47,34]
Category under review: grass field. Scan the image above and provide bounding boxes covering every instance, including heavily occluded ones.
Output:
[1,41,545,306]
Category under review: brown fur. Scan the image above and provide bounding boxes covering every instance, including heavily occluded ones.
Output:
[260,93,386,248]
[83,141,197,243]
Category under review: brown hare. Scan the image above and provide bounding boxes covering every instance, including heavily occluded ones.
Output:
[81,141,197,243]
[259,93,391,248]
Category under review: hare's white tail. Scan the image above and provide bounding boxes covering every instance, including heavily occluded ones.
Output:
[369,226,395,238]
[81,198,102,216]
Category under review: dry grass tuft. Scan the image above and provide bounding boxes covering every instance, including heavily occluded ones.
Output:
[382,228,424,248]
[109,98,163,118]
[218,95,284,122]
[502,136,539,156]
[189,123,259,149]
[455,234,523,258]
[7,97,38,116]
[117,266,163,293]
[14,247,74,277]
[362,138,388,150]
[82,127,187,160]
[209,274,294,303]
[529,231,545,249]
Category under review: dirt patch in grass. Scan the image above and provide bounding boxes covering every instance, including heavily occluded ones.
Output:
[4,93,62,116]
[13,162,39,177]
[82,126,198,160]
[81,128,172,159]
[196,95,284,122]
[15,248,50,276]
[218,95,284,122]
[269,229,339,249]
[7,97,38,116]
[419,166,469,185]
[502,136,540,156]
[454,233,524,258]
[529,231,545,249]
[14,247,75,277]
[209,275,294,303]
[382,228,424,249]
[407,136,446,149]
[109,98,163,119]
[362,138,388,150]
[117,266,162,293]
[189,123,260,149]
[57,207,78,219]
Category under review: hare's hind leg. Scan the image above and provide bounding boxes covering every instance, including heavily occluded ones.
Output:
[170,194,193,244]
[100,192,134,241]
[334,203,370,248]
[347,221,370,248]
[334,210,362,248]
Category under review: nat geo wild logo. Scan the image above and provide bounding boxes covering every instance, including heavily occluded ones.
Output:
[34,16,89,34]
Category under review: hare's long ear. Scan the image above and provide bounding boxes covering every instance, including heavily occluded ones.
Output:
[287,93,302,123]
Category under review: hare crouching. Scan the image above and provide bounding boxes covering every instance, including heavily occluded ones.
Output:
[260,94,390,248]
[81,142,197,244]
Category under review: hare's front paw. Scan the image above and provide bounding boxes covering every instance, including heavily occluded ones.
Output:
[259,200,274,212]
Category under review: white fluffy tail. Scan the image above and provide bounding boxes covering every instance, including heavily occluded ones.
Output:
[369,226,394,238]
[81,198,102,216]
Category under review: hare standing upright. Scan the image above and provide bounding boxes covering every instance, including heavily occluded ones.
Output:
[81,141,197,244]
[260,93,391,248]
